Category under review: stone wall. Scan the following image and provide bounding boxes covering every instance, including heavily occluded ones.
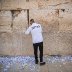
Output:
[0,0,72,56]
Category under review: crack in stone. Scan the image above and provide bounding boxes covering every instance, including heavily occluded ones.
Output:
[0,25,7,26]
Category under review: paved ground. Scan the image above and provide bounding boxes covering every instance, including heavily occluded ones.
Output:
[0,55,72,72]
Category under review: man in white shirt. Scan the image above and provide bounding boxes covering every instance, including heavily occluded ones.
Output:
[25,19,45,65]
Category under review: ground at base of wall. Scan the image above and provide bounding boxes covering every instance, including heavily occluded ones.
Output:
[0,55,72,72]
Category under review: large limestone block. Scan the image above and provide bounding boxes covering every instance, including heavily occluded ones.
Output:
[59,9,72,31]
[0,11,12,26]
[56,2,72,10]
[58,32,72,55]
[1,0,38,10]
[30,9,59,32]
[18,0,29,9]
[0,25,11,32]
[37,0,71,9]
[0,32,13,55]
[12,10,28,32]
[18,0,38,9]
[29,1,38,9]
[0,32,33,56]
[47,0,71,6]
[1,0,72,10]
[22,34,33,56]
[0,11,12,32]
[43,32,72,55]
[37,0,59,9]
[1,0,19,10]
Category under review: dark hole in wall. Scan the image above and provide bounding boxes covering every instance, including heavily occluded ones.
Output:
[45,0,49,1]
[0,0,2,2]
[61,9,65,12]
[10,10,15,28]
[26,0,29,2]
[27,9,29,27]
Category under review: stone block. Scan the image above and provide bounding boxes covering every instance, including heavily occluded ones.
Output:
[0,25,11,32]
[12,10,28,32]
[0,11,12,26]
[43,32,72,55]
[59,10,72,31]
[2,0,19,10]
[18,0,29,9]
[29,9,59,32]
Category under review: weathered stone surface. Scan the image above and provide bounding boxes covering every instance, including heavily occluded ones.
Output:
[0,32,33,56]
[18,0,38,9]
[29,1,38,9]
[0,11,12,25]
[0,0,72,55]
[1,0,19,10]
[1,0,72,10]
[12,10,28,32]
[1,0,38,10]
[30,9,59,32]
[37,0,72,9]
[59,9,72,31]
[0,11,12,32]
[18,0,29,9]
[43,32,72,55]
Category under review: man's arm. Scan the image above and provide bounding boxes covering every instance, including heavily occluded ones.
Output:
[25,26,32,35]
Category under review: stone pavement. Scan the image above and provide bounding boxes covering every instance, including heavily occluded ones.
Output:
[0,55,72,72]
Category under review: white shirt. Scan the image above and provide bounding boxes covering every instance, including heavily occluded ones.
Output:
[25,23,43,43]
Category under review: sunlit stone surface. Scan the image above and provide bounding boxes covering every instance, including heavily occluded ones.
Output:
[0,55,72,72]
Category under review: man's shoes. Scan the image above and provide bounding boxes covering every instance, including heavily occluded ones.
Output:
[35,60,38,64]
[40,62,46,66]
[35,61,38,64]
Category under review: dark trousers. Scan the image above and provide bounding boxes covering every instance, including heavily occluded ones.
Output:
[33,42,43,62]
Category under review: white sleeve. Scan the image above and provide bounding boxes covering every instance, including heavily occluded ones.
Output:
[25,26,32,35]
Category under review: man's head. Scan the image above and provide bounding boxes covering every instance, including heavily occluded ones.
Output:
[30,19,35,25]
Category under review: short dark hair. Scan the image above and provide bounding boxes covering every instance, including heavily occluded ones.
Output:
[30,19,34,22]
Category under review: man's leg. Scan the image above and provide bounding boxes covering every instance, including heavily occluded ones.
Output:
[33,43,38,64]
[39,42,43,62]
[39,42,46,65]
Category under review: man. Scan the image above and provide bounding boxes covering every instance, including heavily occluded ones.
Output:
[25,19,45,65]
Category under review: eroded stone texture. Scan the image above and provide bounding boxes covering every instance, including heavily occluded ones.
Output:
[0,11,12,32]
[59,7,72,31]
[12,10,28,32]
[1,0,19,10]
[30,9,59,32]
[43,32,72,55]
[0,0,72,55]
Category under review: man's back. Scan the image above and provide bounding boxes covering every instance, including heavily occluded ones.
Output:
[25,23,43,43]
[31,23,43,43]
